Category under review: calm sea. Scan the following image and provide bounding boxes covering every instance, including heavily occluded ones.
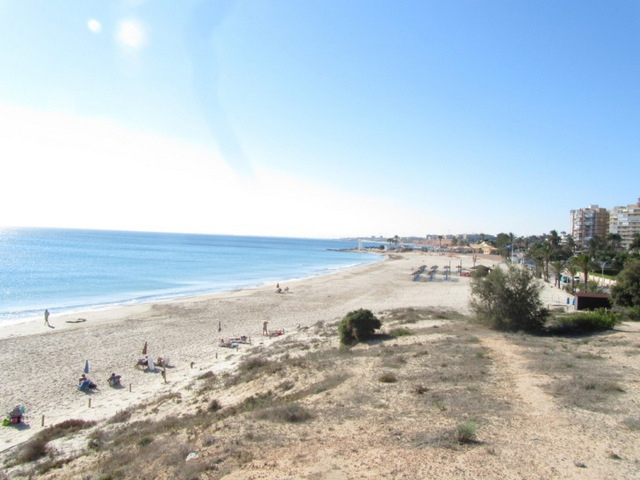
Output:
[0,228,382,325]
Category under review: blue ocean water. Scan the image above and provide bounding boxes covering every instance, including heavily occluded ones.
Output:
[0,228,381,325]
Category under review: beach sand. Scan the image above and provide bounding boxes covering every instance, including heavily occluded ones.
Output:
[3,251,637,480]
[0,252,482,451]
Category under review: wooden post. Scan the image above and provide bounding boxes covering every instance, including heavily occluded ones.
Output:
[129,383,132,392]
[88,398,91,408]
[215,352,218,360]
[41,415,45,427]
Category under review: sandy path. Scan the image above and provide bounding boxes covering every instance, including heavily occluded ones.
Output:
[481,334,638,479]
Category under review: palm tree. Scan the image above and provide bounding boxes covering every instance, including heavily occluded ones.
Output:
[587,236,601,261]
[572,254,592,286]
[550,260,566,288]
[607,233,622,253]
[541,242,553,281]
[387,235,400,249]
[566,263,578,294]
[529,241,553,280]
[566,235,577,254]
[528,245,544,279]
[509,232,515,262]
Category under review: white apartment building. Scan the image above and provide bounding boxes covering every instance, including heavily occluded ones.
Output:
[609,198,640,249]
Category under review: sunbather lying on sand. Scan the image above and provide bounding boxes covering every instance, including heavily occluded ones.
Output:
[229,335,251,344]
[218,338,238,348]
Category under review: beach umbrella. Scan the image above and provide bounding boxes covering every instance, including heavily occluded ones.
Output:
[142,341,148,355]
[84,360,89,374]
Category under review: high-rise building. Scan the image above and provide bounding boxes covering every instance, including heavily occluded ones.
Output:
[609,198,640,250]
[570,205,609,246]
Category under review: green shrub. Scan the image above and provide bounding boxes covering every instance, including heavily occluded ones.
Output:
[255,403,313,423]
[548,309,620,334]
[470,266,548,333]
[338,308,381,345]
[455,419,478,444]
[618,306,640,321]
[611,260,640,309]
[390,328,412,337]
[471,265,491,279]
[208,399,222,412]
[377,373,397,383]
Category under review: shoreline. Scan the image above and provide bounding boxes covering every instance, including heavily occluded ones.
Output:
[0,251,491,452]
[2,252,636,480]
[0,250,385,331]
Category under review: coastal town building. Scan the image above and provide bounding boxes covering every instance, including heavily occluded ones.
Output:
[609,199,640,250]
[570,205,609,246]
[470,241,499,255]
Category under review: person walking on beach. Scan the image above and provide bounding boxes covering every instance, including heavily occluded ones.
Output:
[263,321,269,336]
[44,309,51,327]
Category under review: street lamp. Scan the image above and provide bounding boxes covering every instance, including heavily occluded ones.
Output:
[599,260,612,285]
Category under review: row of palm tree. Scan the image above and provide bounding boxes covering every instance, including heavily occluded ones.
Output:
[530,231,640,293]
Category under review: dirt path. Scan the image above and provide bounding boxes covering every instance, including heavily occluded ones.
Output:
[481,333,638,479]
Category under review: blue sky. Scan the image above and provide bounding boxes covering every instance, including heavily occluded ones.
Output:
[1,1,638,239]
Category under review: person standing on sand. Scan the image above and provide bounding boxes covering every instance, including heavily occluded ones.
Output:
[44,309,50,327]
[263,321,269,336]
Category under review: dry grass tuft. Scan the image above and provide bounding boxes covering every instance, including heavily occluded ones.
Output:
[377,373,398,383]
[254,402,314,423]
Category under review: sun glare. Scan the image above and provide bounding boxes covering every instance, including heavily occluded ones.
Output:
[87,19,102,34]
[116,20,146,49]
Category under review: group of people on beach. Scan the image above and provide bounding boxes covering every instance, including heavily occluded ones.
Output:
[77,372,121,391]
[262,320,285,337]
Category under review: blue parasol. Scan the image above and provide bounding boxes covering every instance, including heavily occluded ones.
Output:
[84,360,89,374]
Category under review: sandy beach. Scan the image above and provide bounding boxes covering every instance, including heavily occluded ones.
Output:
[3,251,638,480]
[0,252,483,451]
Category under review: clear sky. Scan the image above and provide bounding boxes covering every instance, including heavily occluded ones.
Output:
[1,1,638,239]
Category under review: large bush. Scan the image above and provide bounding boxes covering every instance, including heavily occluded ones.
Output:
[470,265,548,333]
[338,308,381,345]
[611,260,640,310]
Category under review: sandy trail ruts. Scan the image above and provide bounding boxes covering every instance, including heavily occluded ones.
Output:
[481,334,636,479]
